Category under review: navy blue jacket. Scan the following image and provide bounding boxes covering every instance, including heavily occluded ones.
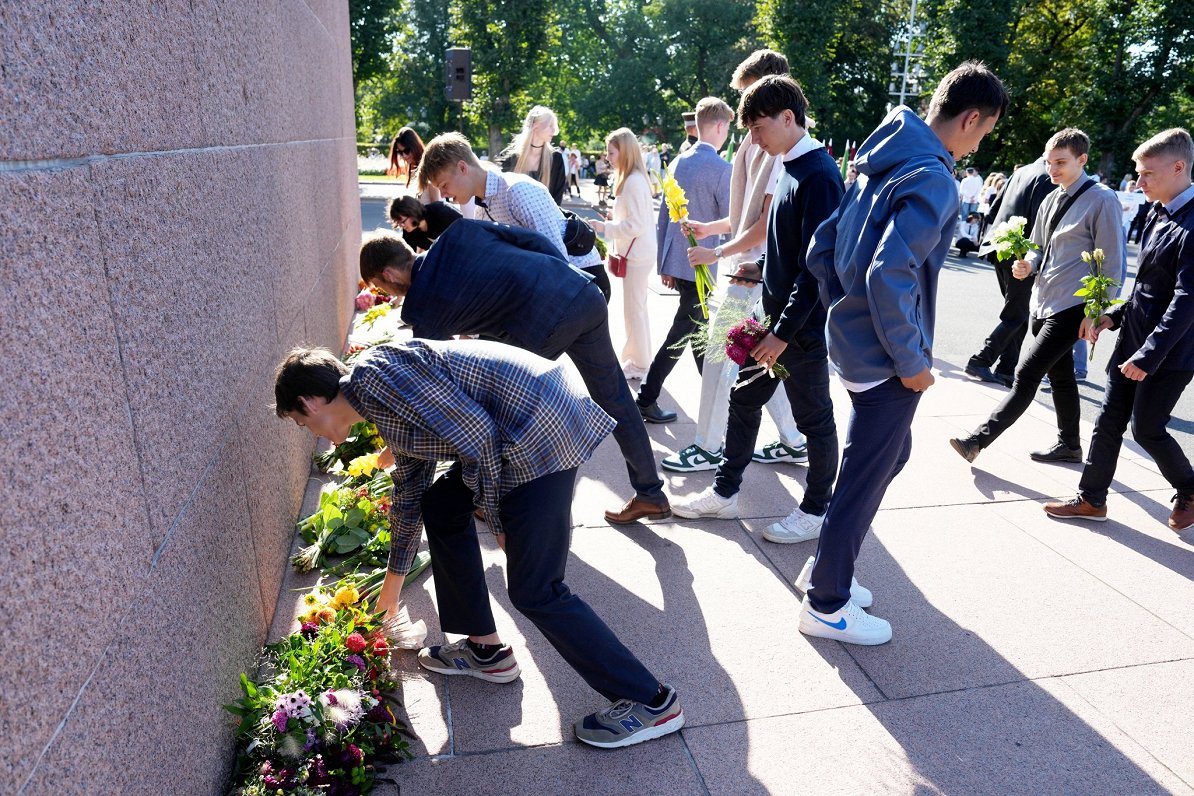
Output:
[400,219,593,354]
[1108,199,1194,372]
[759,145,844,344]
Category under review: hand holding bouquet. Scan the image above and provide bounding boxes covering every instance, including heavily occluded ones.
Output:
[727,318,789,389]
[990,215,1039,262]
[661,171,715,318]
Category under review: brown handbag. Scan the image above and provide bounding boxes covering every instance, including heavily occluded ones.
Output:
[607,237,637,278]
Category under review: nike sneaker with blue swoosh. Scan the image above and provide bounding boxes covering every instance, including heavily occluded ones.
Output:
[798,596,892,645]
[574,685,685,748]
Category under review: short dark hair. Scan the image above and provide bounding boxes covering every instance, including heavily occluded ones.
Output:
[927,61,1009,122]
[731,49,789,90]
[359,232,415,283]
[274,347,348,417]
[387,195,425,225]
[1046,127,1090,157]
[737,74,809,128]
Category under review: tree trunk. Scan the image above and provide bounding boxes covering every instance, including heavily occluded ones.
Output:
[488,123,503,161]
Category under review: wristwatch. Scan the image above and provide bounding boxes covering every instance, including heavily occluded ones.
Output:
[714,244,725,259]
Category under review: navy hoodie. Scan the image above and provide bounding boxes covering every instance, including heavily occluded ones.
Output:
[806,107,958,384]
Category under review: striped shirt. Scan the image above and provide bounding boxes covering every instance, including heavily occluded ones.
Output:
[478,169,601,269]
[340,339,614,574]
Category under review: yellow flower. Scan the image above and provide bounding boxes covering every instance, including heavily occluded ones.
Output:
[300,607,321,624]
[330,585,360,610]
[660,173,689,223]
[347,452,380,478]
[302,591,327,608]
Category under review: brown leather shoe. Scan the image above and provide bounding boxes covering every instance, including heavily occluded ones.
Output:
[604,497,672,525]
[1043,495,1107,522]
[1169,493,1194,531]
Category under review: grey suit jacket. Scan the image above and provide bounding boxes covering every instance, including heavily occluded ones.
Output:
[656,142,732,280]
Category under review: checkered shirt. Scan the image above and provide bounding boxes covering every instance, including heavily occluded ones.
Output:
[340,339,615,574]
[479,169,601,269]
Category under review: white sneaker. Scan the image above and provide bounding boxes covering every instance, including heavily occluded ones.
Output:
[798,596,891,645]
[763,507,823,544]
[794,556,873,609]
[671,487,739,519]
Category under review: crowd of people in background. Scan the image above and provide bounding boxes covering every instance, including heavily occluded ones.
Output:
[276,48,1194,752]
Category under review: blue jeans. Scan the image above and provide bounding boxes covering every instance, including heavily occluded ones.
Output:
[808,378,920,613]
[541,282,665,501]
[1079,350,1194,505]
[422,464,660,703]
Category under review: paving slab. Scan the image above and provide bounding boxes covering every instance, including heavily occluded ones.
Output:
[683,678,1191,795]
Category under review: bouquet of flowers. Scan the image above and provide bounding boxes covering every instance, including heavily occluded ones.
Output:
[293,461,394,573]
[1075,247,1123,360]
[226,584,411,795]
[989,215,1039,261]
[726,318,789,388]
[313,421,385,473]
[660,171,715,318]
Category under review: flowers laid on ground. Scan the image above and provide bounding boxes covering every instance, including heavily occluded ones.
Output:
[226,584,411,794]
[313,422,385,473]
[660,170,715,318]
[355,280,392,311]
[360,301,394,330]
[989,215,1039,261]
[1075,247,1123,360]
[293,461,394,573]
[726,317,790,388]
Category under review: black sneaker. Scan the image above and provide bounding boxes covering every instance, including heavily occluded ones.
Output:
[1030,442,1083,463]
[950,436,981,463]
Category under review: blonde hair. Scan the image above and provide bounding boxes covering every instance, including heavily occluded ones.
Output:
[606,128,647,195]
[695,97,734,131]
[1133,128,1193,176]
[500,105,559,189]
[418,132,480,192]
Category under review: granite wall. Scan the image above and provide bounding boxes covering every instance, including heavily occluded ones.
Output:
[0,3,360,792]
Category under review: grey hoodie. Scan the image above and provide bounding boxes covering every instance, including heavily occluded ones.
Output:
[807,107,958,385]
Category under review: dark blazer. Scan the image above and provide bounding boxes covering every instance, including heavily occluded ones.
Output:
[400,219,593,354]
[1108,199,1194,372]
[979,159,1055,254]
[501,149,567,206]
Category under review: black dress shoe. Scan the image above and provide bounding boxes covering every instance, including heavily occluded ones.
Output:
[1030,442,1083,463]
[964,360,1001,384]
[638,402,677,424]
[950,436,981,463]
[992,371,1014,388]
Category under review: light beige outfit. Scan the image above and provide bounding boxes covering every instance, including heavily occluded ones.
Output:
[604,170,658,375]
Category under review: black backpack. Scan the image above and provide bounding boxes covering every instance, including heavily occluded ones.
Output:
[561,209,597,256]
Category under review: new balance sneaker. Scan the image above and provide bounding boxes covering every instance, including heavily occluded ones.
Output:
[417,639,521,683]
[574,685,685,749]
[798,596,891,645]
[763,507,823,544]
[1043,495,1107,522]
[794,555,873,609]
[662,444,725,473]
[671,487,738,519]
[752,441,809,465]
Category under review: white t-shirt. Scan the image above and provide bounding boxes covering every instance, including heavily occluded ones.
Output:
[1119,190,1146,224]
[959,175,983,203]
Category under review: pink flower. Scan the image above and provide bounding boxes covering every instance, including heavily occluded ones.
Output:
[345,633,367,653]
[299,621,319,639]
[725,343,750,365]
[355,290,374,311]
[271,707,289,733]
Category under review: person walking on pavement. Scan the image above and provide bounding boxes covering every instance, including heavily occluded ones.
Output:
[1043,128,1194,532]
[803,62,1009,645]
[950,128,1126,465]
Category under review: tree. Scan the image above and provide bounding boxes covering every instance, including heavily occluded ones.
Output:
[349,0,402,90]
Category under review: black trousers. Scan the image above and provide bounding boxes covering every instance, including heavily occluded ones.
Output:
[1079,349,1194,504]
[713,327,838,515]
[970,254,1032,379]
[973,304,1085,450]
[581,263,611,303]
[422,464,660,703]
[637,278,704,406]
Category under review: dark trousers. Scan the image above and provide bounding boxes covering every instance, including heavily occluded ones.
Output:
[971,254,1032,378]
[1079,349,1194,504]
[974,304,1085,450]
[582,263,612,303]
[422,464,660,704]
[714,328,838,515]
[638,278,704,406]
[808,378,920,613]
[541,283,665,501]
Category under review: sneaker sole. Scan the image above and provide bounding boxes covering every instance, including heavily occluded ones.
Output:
[798,616,891,645]
[417,655,522,683]
[762,526,820,544]
[1043,509,1108,522]
[661,460,722,473]
[671,505,738,519]
[752,455,809,465]
[1030,455,1084,464]
[575,710,686,749]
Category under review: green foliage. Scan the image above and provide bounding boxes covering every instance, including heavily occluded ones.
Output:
[349,0,402,89]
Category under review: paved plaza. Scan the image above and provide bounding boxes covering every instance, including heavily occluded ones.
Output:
[275,181,1194,794]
